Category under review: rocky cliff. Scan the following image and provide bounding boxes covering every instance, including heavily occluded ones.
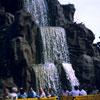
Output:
[0,8,40,91]
[0,0,100,94]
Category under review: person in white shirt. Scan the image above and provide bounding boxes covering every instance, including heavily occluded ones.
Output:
[39,88,46,98]
[9,87,18,99]
[80,89,87,95]
[79,86,87,95]
[69,86,80,96]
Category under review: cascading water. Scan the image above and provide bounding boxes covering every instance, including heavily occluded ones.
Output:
[40,27,79,89]
[24,0,79,93]
[32,63,61,94]
[24,0,48,26]
[32,27,79,94]
[40,27,70,63]
[62,63,79,89]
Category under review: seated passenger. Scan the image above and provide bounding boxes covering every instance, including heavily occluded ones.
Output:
[90,86,99,94]
[62,86,69,96]
[28,87,37,98]
[4,88,10,99]
[39,88,46,98]
[49,88,56,97]
[44,89,51,97]
[18,87,27,98]
[69,86,80,96]
[9,87,18,99]
[79,86,87,95]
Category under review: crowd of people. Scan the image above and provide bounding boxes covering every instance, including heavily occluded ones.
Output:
[3,85,99,99]
[62,86,87,96]
[4,86,56,99]
[61,86,99,96]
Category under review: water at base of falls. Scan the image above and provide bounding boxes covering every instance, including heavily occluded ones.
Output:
[31,63,79,95]
[32,63,61,95]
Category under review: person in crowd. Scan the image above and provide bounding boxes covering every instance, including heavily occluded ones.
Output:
[44,89,51,97]
[90,86,99,94]
[8,87,18,99]
[4,88,10,99]
[79,86,87,95]
[61,86,69,96]
[49,88,56,97]
[39,88,46,98]
[28,87,37,98]
[17,87,27,98]
[69,86,80,96]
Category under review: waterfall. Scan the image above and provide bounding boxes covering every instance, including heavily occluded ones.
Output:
[62,63,79,89]
[40,27,70,63]
[32,63,61,94]
[24,0,48,26]
[30,26,79,94]
[24,0,80,92]
[40,27,79,89]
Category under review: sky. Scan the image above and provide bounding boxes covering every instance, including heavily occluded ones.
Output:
[58,0,100,43]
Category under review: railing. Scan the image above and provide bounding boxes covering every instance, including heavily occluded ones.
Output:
[60,94,100,100]
[5,94,100,100]
[5,97,58,100]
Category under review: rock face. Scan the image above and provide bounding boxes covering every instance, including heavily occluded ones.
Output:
[0,7,40,90]
[0,0,100,93]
